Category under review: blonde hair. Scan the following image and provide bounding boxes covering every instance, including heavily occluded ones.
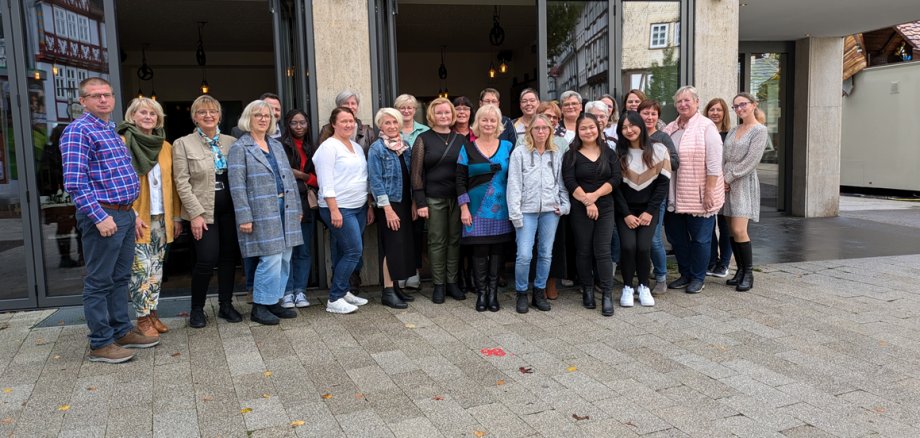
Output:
[374,107,402,128]
[237,100,277,134]
[471,104,505,138]
[523,114,556,153]
[393,94,418,110]
[190,95,222,123]
[124,97,165,130]
[425,98,456,126]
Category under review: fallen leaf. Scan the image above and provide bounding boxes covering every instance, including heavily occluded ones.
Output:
[879,341,889,347]
[261,393,271,399]
[433,395,444,401]
[873,406,887,414]
[170,352,181,357]
[0,417,13,425]
[404,323,416,329]
[240,407,252,414]
[177,311,189,317]
[572,413,590,421]
[566,366,577,372]
[474,431,486,437]
[290,420,305,427]
[86,386,96,391]
[57,404,70,411]
[354,393,365,400]
[35,337,47,345]
[263,371,273,378]
[52,354,61,360]
[2,388,11,393]
[480,347,507,357]
[496,379,506,386]
[321,393,333,400]
[519,366,533,374]
[201,395,214,402]
[624,421,637,427]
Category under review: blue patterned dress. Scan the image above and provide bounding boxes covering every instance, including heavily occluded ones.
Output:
[456,139,514,245]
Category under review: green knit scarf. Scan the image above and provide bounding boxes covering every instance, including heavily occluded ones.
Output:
[117,122,165,176]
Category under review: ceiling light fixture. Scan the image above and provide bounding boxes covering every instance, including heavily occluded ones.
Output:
[196,22,210,94]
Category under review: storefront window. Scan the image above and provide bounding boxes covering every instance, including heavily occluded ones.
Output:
[621,0,680,120]
[545,1,610,102]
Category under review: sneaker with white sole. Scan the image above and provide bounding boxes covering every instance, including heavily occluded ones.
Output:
[405,273,421,289]
[343,291,368,306]
[620,286,635,307]
[708,265,729,278]
[326,298,358,314]
[294,292,310,308]
[280,293,296,309]
[637,285,655,306]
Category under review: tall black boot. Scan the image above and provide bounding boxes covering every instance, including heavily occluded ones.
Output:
[601,290,614,317]
[736,241,754,292]
[472,256,489,312]
[726,238,744,286]
[382,285,408,309]
[487,254,502,312]
[581,287,596,309]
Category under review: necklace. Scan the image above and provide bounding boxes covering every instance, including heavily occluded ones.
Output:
[435,131,455,146]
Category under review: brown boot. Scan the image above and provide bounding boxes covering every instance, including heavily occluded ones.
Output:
[88,343,135,364]
[136,316,159,337]
[545,278,559,300]
[115,327,159,349]
[149,310,169,333]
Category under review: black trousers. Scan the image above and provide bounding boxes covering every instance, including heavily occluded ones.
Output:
[617,213,658,288]
[569,202,615,293]
[190,176,239,309]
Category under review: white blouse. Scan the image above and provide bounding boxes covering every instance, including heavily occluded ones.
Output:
[313,137,368,209]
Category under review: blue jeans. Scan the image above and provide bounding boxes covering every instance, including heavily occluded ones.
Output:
[285,210,315,295]
[664,212,715,282]
[709,214,732,268]
[77,208,136,350]
[514,212,560,292]
[326,210,365,280]
[252,249,292,305]
[650,202,667,281]
[320,205,366,301]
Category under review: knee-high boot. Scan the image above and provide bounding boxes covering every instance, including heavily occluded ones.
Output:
[487,254,503,312]
[736,241,754,292]
[472,256,489,312]
[726,238,744,286]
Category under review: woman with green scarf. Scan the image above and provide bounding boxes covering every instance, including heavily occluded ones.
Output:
[118,97,181,338]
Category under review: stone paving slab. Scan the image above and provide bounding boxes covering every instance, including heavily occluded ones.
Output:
[2,254,920,436]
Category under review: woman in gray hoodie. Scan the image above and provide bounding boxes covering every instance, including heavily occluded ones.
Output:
[506,115,571,313]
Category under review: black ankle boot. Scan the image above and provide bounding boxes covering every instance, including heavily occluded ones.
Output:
[446,283,465,300]
[431,284,446,304]
[532,287,551,311]
[251,304,280,325]
[393,282,414,302]
[189,307,207,328]
[218,302,242,323]
[582,287,596,309]
[601,291,614,317]
[516,292,529,314]
[381,287,408,309]
[472,256,489,312]
[267,302,297,319]
[736,241,754,292]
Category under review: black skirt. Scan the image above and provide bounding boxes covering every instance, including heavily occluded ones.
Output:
[377,159,416,281]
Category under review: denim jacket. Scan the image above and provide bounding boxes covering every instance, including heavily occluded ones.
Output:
[367,138,412,207]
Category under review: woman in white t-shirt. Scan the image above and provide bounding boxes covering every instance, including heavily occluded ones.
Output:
[314,107,373,314]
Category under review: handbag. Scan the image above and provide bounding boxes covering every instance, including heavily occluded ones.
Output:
[306,187,319,210]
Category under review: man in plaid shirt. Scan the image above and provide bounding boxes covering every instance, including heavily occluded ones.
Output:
[61,77,159,363]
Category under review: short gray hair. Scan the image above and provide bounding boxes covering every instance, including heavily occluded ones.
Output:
[673,85,699,102]
[584,101,609,118]
[237,100,277,134]
[374,107,402,128]
[560,90,582,104]
[335,89,360,107]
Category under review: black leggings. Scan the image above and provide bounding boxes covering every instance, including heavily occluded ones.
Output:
[569,201,615,292]
[190,176,239,308]
[617,214,658,288]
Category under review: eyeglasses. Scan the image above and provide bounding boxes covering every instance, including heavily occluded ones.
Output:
[397,106,414,112]
[195,109,219,116]
[456,107,471,112]
[253,113,272,120]
[562,102,580,108]
[532,126,551,131]
[520,98,538,105]
[83,93,114,100]
[289,120,307,127]
[731,102,751,110]
[543,114,560,120]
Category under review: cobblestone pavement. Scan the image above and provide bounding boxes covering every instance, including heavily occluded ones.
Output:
[2,254,920,437]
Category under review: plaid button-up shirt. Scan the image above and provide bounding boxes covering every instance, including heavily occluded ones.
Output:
[61,112,139,223]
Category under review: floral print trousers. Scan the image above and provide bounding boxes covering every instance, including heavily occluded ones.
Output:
[130,215,166,316]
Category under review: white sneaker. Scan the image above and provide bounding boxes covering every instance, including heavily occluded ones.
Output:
[405,273,421,289]
[560,279,575,287]
[637,285,655,307]
[620,286,635,307]
[326,298,358,314]
[343,291,368,306]
[294,292,310,308]
[280,293,295,309]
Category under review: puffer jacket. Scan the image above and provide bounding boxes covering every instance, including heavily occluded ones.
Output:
[506,145,570,228]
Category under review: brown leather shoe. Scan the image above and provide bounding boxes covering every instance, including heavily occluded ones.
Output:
[545,278,559,300]
[149,310,169,333]
[115,328,159,349]
[88,343,135,364]
[136,316,159,337]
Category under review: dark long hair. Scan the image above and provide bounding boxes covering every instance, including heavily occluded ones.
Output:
[565,113,611,177]
[280,108,312,172]
[616,111,654,172]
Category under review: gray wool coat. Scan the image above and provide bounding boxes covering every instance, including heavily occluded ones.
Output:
[228,133,303,258]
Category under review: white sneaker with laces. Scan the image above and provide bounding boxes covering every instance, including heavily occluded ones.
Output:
[280,293,295,309]
[294,292,310,308]
[326,298,358,314]
[637,285,655,307]
[620,286,635,307]
[343,291,368,306]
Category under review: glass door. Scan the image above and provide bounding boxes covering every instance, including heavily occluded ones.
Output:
[369,0,398,112]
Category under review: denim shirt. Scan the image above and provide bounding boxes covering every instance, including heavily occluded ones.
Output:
[367,138,412,207]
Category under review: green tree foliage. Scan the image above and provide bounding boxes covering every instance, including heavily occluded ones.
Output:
[546,2,585,61]
[646,46,679,106]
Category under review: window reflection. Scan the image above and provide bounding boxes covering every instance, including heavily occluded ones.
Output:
[622,0,680,120]
[546,1,610,102]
